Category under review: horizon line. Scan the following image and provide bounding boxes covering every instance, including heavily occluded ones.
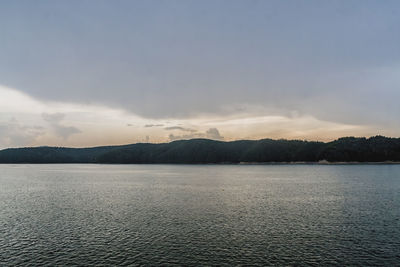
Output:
[1,135,396,151]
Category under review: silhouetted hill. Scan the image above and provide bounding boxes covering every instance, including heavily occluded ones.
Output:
[1,136,400,164]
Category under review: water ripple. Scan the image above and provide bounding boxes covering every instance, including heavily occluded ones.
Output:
[0,164,399,266]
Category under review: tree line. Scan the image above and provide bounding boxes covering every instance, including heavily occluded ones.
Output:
[0,136,400,164]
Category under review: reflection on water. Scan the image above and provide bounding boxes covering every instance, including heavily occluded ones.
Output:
[0,164,399,265]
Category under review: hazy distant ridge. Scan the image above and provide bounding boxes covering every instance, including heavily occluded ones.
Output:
[1,136,400,164]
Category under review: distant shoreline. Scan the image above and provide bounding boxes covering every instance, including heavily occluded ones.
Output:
[1,136,400,164]
[1,161,400,165]
[238,161,400,165]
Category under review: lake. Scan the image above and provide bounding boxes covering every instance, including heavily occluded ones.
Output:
[0,164,399,266]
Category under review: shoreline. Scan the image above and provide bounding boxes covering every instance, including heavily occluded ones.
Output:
[1,161,400,165]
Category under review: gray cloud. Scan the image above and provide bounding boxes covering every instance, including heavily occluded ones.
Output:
[0,1,399,131]
[205,128,223,140]
[169,128,224,141]
[42,113,66,123]
[165,126,197,132]
[0,118,44,148]
[42,113,81,139]
[144,124,164,128]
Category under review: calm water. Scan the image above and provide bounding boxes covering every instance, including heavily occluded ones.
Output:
[0,164,399,266]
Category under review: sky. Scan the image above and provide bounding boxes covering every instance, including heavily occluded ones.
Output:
[0,0,399,148]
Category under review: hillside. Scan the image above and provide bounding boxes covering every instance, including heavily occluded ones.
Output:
[0,136,400,164]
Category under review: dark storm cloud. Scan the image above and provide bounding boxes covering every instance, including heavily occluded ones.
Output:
[0,1,399,129]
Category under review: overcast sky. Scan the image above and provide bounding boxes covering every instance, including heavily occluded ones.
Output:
[0,0,399,148]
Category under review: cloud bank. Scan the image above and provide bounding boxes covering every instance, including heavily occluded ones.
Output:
[0,1,399,131]
[0,84,394,149]
[0,1,399,147]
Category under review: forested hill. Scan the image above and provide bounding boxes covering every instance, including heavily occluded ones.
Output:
[0,136,400,164]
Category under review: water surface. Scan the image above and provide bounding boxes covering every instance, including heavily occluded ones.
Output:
[0,164,399,266]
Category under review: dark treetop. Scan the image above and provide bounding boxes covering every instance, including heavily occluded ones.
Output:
[1,136,400,164]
